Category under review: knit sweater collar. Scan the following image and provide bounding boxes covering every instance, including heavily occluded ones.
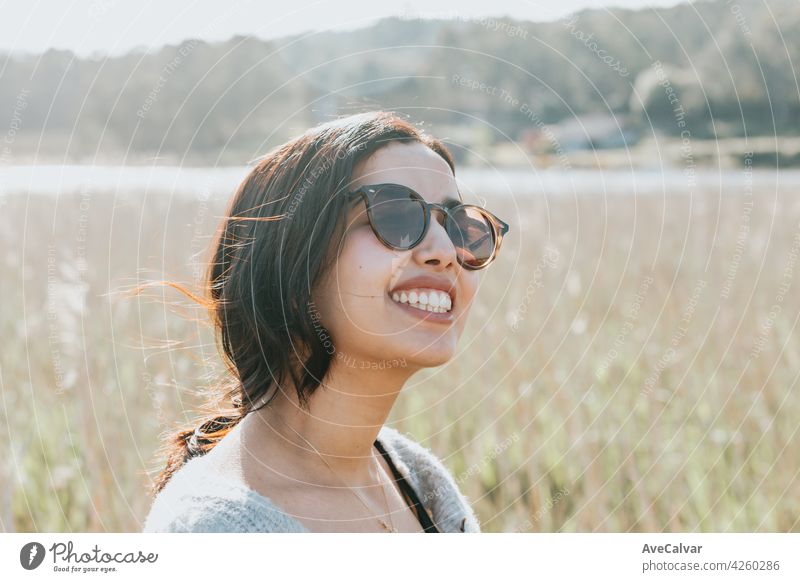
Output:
[144,425,480,533]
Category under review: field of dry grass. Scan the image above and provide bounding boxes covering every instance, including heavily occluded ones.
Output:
[3,169,799,532]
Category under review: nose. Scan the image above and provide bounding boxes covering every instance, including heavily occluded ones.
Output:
[413,206,457,269]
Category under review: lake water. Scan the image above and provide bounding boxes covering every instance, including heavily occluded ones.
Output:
[1,164,797,199]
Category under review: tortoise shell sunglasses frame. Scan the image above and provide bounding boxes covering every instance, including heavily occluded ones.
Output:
[346,182,509,270]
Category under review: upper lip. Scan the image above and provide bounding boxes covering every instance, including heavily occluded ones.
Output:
[389,275,457,306]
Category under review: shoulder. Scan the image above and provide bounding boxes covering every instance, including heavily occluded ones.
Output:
[142,455,306,533]
[377,425,481,533]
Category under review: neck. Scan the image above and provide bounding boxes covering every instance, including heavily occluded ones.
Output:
[242,356,418,482]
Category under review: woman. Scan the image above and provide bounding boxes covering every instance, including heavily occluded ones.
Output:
[142,110,510,533]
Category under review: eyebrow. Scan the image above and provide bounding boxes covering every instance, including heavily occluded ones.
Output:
[441,195,462,207]
[348,186,463,207]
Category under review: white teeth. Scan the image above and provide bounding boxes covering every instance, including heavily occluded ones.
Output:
[389,288,453,313]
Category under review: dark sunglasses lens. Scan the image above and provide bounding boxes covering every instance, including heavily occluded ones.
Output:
[369,185,426,249]
[447,206,496,268]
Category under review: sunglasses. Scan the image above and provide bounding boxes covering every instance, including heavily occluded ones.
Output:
[347,183,509,270]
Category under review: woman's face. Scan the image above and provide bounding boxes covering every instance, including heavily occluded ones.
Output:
[312,141,479,371]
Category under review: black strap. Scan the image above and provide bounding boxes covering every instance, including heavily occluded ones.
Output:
[374,439,440,533]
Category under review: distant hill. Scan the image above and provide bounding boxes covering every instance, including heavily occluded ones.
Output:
[0,0,797,164]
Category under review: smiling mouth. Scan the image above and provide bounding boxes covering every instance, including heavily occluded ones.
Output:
[389,287,453,314]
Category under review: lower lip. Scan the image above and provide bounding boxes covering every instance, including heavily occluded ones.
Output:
[389,294,455,324]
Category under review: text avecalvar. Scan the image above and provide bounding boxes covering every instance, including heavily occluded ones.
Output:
[642,544,702,554]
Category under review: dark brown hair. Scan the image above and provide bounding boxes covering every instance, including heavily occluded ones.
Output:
[150,110,455,495]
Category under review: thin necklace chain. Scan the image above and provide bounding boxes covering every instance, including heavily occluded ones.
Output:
[270,412,398,533]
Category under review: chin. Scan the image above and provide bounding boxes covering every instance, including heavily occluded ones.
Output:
[410,354,455,369]
[398,341,458,368]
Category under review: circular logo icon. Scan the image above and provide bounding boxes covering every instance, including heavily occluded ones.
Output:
[20,542,46,570]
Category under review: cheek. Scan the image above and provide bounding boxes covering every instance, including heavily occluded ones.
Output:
[335,228,398,291]
[320,228,405,331]
[461,271,479,305]
[455,272,480,325]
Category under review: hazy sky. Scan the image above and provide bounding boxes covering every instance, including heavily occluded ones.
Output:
[1,0,689,57]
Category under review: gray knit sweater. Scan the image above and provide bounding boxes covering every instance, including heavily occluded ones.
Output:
[142,425,481,533]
